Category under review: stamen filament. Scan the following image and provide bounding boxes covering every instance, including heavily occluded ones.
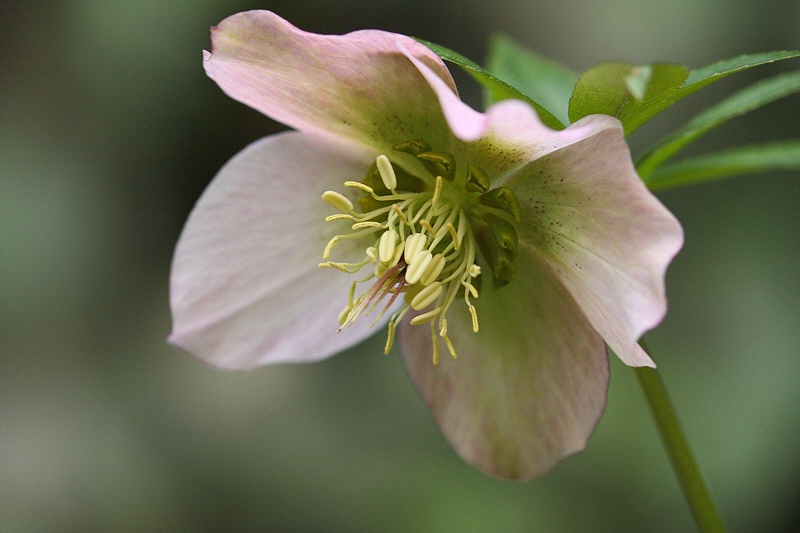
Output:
[323,226,384,259]
[344,181,419,202]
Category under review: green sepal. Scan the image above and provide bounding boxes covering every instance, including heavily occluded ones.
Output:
[644,140,800,191]
[479,186,522,222]
[415,38,565,130]
[568,62,688,135]
[485,34,577,126]
[637,70,800,179]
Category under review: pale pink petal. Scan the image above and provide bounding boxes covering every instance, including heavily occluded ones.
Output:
[169,132,380,370]
[401,50,621,182]
[204,11,455,153]
[400,251,609,480]
[508,116,684,367]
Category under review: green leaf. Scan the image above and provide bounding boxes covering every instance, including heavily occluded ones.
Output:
[645,141,800,191]
[676,50,800,100]
[637,70,800,179]
[485,34,578,126]
[568,62,688,135]
[415,38,565,130]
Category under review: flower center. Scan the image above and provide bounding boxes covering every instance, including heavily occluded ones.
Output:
[319,141,521,364]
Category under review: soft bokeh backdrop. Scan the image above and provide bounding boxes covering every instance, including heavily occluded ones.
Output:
[2,0,798,531]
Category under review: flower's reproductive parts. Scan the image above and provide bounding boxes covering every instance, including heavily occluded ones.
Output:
[321,141,523,363]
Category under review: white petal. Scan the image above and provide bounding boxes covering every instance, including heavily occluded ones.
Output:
[169,132,379,370]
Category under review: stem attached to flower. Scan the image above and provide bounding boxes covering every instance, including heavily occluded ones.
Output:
[634,364,726,533]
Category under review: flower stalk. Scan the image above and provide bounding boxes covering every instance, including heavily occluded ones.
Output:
[634,363,726,532]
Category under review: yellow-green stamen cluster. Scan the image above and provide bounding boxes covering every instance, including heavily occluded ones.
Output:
[320,142,520,364]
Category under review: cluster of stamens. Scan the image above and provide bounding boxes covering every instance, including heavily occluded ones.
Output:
[320,152,482,365]
[320,140,522,364]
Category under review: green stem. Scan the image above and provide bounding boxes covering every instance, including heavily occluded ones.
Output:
[634,365,726,532]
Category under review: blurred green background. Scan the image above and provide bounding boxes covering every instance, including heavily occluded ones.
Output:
[2,0,799,531]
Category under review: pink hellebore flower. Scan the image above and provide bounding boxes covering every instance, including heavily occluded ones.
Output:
[169,11,683,480]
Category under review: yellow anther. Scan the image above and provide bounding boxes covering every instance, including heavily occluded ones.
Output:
[469,305,479,332]
[403,233,427,263]
[431,327,440,365]
[442,334,457,359]
[323,235,339,259]
[351,221,383,230]
[376,155,397,190]
[322,262,357,273]
[384,319,396,354]
[410,281,443,310]
[446,222,459,250]
[378,230,397,264]
[405,250,432,284]
[322,190,353,212]
[344,181,374,193]
[392,204,410,224]
[463,281,478,299]
[432,175,443,206]
[389,241,405,267]
[325,213,355,222]
[420,253,446,286]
